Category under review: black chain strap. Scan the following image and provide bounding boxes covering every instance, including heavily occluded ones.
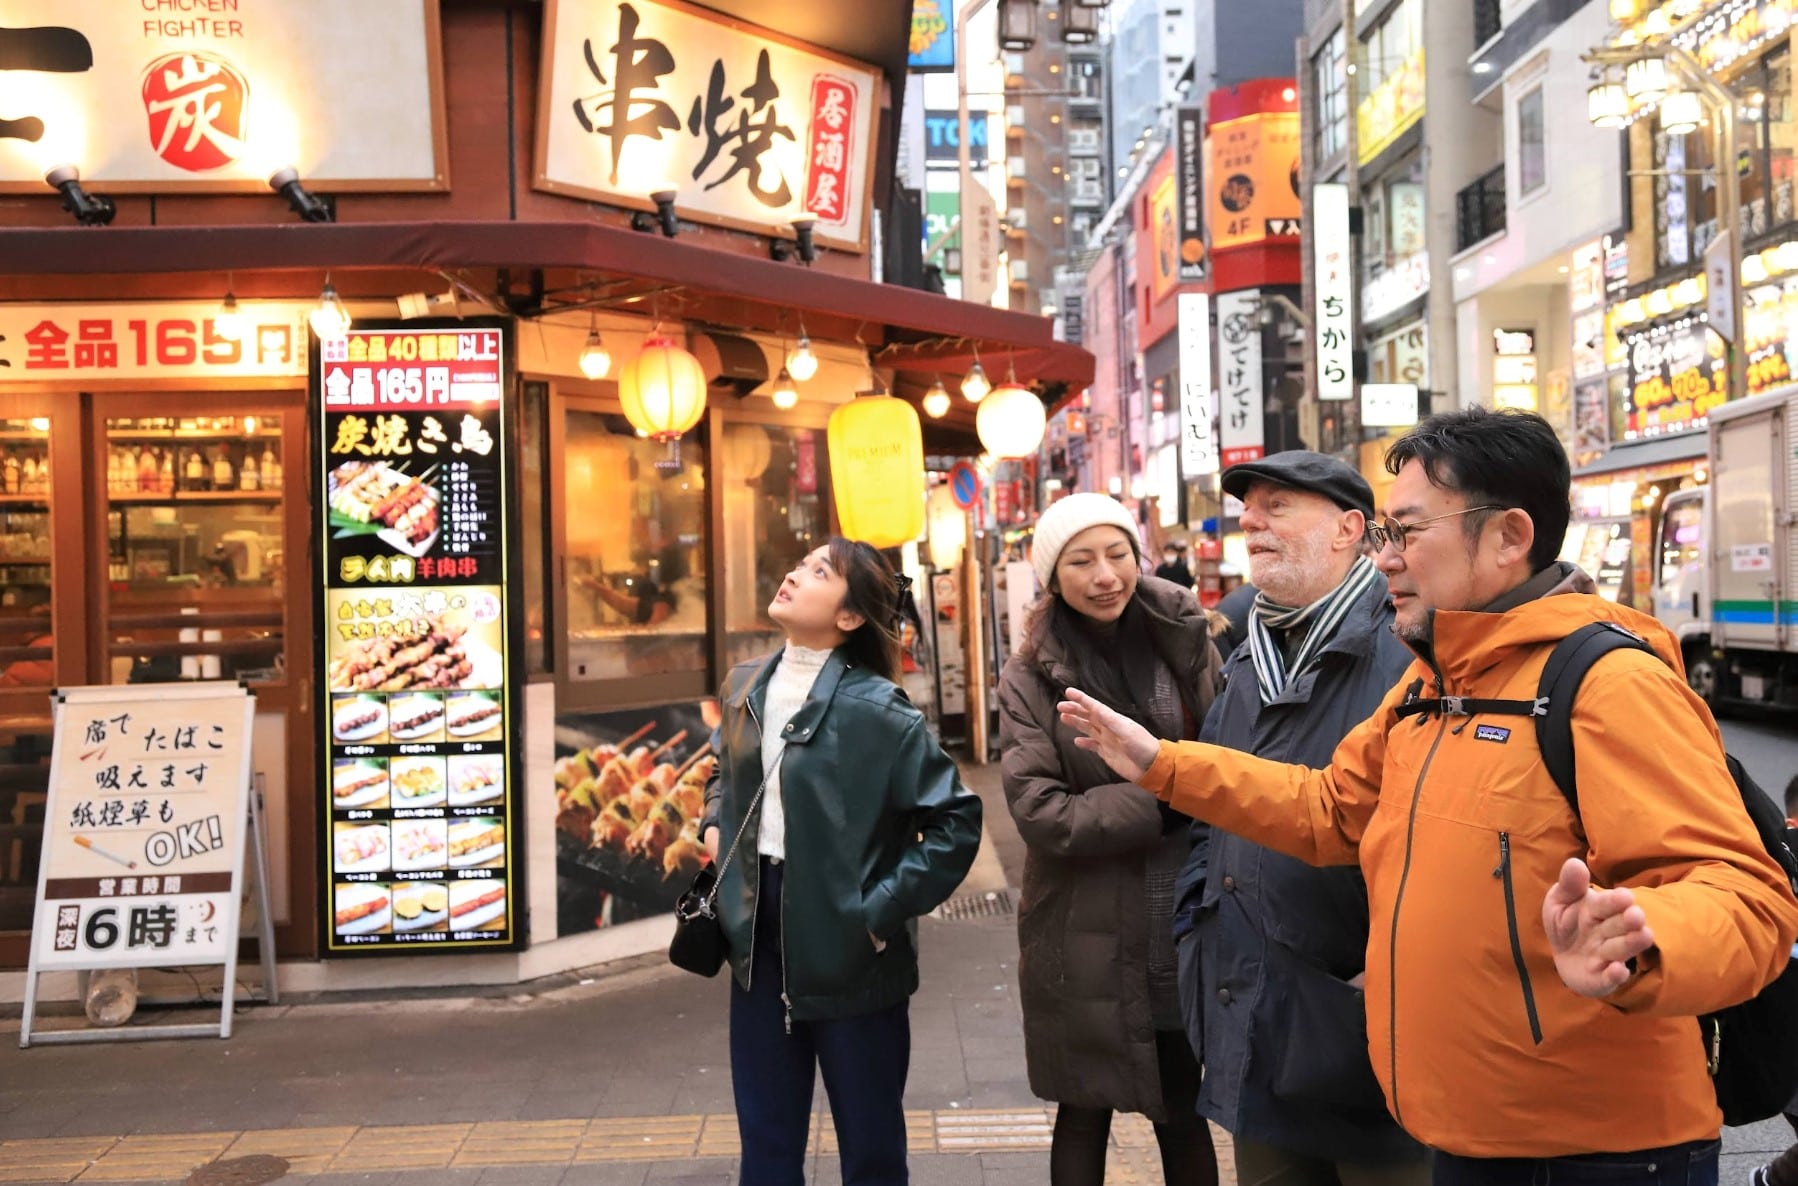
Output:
[698,741,785,916]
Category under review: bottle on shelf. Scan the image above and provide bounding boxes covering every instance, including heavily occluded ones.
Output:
[21,455,37,495]
[136,445,157,493]
[107,447,122,495]
[240,450,260,492]
[261,444,280,488]
[184,449,207,492]
[212,446,235,492]
[2,452,19,495]
[159,450,174,496]
[35,451,49,495]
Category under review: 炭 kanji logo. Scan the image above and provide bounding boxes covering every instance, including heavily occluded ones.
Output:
[141,51,249,172]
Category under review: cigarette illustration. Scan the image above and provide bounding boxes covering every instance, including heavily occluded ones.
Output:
[73,835,137,869]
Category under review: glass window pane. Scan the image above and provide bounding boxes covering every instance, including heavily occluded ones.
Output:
[0,721,53,931]
[0,417,53,690]
[721,424,831,668]
[1519,88,1546,195]
[104,414,287,686]
[563,410,708,680]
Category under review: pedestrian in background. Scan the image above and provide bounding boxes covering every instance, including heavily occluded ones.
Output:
[701,539,983,1186]
[1155,538,1195,588]
[1175,452,1428,1186]
[1060,409,1798,1185]
[998,493,1222,1186]
[1749,775,1798,1186]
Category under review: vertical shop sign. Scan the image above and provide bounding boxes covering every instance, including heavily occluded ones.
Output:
[314,319,521,955]
[1175,106,1207,281]
[1177,293,1217,476]
[1314,183,1354,400]
[908,0,955,71]
[1216,290,1266,467]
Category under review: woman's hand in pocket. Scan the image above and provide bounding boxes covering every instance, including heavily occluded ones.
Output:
[703,827,720,862]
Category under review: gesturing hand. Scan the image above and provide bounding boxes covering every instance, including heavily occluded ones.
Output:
[1056,688,1161,782]
[1542,857,1655,998]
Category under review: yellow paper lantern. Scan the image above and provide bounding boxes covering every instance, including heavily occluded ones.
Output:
[827,392,926,548]
[723,422,773,482]
[619,335,707,441]
[976,382,1047,458]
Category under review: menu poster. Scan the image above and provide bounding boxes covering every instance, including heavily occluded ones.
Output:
[29,683,255,971]
[552,700,719,933]
[313,318,521,954]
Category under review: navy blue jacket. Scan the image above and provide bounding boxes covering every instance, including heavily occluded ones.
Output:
[1174,578,1425,1163]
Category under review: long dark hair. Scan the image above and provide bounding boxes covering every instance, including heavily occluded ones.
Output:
[825,537,905,684]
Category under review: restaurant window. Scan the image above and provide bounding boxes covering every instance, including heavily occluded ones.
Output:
[102,413,287,686]
[1362,0,1421,94]
[563,409,709,680]
[519,381,550,675]
[721,423,832,669]
[1518,86,1546,196]
[1737,47,1795,238]
[1313,27,1347,163]
[0,417,53,689]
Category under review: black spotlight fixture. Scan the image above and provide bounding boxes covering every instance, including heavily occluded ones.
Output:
[631,189,679,237]
[769,214,818,264]
[268,166,336,223]
[44,165,115,226]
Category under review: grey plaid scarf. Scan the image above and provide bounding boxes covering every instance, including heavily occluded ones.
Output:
[1247,555,1381,704]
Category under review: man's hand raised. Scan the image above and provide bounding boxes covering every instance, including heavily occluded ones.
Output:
[1542,857,1655,998]
[1057,688,1161,783]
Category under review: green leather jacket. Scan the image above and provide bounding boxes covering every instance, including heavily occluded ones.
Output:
[700,648,982,1022]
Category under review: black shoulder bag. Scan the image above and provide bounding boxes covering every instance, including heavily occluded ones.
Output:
[668,744,781,977]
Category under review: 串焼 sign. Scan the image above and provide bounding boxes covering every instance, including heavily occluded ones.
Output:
[534,0,880,252]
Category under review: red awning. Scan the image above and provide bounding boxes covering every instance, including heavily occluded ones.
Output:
[0,220,1094,389]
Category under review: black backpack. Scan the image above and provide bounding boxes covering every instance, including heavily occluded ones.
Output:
[1393,622,1798,1124]
[1529,623,1798,1125]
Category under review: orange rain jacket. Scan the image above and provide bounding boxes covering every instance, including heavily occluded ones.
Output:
[1139,577,1798,1158]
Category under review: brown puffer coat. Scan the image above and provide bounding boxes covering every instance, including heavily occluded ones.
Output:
[997,576,1220,1121]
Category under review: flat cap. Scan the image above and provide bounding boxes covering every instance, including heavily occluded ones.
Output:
[1221,450,1375,520]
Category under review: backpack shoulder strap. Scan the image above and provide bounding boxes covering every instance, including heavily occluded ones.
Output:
[1535,621,1660,815]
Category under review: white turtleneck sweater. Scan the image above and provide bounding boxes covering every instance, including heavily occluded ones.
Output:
[756,643,832,860]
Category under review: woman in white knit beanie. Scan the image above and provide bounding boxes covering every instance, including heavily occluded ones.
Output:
[998,493,1223,1186]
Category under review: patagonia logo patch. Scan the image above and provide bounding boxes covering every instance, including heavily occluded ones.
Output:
[1474,725,1511,744]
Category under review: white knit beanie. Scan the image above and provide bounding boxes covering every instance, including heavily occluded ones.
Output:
[1031,493,1142,591]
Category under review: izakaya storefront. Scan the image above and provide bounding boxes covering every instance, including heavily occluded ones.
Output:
[0,0,1090,997]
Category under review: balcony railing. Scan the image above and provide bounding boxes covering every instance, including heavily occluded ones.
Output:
[1455,164,1506,252]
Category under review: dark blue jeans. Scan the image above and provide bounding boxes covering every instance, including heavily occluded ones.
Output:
[729,857,911,1186]
[1432,1139,1719,1186]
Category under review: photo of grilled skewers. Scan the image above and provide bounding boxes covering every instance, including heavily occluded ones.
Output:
[327,613,474,694]
[327,459,441,557]
[552,701,723,932]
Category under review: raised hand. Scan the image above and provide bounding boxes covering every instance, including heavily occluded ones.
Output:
[1542,857,1655,998]
[1057,688,1161,782]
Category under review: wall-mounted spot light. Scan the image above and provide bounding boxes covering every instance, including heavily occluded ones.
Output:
[770,214,818,264]
[632,189,680,237]
[268,166,335,223]
[44,165,115,226]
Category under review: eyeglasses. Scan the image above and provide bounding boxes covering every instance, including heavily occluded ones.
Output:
[1365,505,1506,553]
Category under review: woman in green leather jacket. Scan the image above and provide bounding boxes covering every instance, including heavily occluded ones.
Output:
[700,537,982,1186]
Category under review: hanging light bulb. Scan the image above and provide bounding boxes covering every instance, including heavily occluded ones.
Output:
[578,318,612,379]
[770,366,800,409]
[1588,78,1629,128]
[215,291,246,341]
[922,378,951,419]
[310,281,350,339]
[786,333,819,381]
[962,359,992,402]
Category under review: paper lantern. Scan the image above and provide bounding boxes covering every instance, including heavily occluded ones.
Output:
[976,382,1047,458]
[723,422,772,482]
[619,335,707,441]
[828,393,926,548]
[926,484,968,569]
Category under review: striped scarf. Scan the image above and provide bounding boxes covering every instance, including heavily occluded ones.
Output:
[1248,555,1381,705]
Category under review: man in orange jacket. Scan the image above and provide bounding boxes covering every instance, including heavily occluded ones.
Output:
[1059,408,1798,1185]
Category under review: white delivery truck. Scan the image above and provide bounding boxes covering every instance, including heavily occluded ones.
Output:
[1652,384,1798,710]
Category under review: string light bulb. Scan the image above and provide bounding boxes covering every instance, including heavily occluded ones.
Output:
[962,360,992,402]
[309,281,350,339]
[771,366,800,409]
[922,378,951,418]
[578,314,612,380]
[786,333,819,382]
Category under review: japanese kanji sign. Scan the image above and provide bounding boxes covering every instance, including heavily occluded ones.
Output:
[0,302,311,384]
[0,2,445,192]
[29,683,255,971]
[1204,111,1301,253]
[314,319,522,956]
[535,0,880,251]
[1313,183,1355,402]
[1216,289,1266,468]
[1177,293,1218,477]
